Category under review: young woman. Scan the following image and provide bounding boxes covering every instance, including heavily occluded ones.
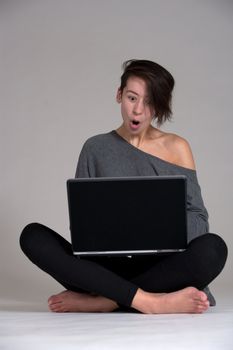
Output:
[20,60,227,314]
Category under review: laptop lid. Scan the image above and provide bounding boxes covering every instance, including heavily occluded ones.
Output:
[67,176,188,256]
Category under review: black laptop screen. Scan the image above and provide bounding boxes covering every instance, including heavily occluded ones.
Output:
[67,176,187,254]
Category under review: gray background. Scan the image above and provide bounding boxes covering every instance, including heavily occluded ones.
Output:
[1,0,232,303]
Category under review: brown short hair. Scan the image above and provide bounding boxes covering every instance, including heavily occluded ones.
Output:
[119,59,175,125]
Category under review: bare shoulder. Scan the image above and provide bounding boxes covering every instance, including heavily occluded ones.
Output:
[162,132,196,170]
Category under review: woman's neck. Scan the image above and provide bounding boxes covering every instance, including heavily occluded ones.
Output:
[115,124,160,148]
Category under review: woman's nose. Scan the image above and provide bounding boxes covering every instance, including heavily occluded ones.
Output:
[133,100,143,115]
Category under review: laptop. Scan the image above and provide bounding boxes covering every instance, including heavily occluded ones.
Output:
[67,176,188,256]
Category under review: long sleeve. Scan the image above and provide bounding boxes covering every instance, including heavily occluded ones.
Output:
[75,142,91,178]
[186,173,209,241]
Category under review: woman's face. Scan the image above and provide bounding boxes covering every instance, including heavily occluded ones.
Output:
[116,76,155,135]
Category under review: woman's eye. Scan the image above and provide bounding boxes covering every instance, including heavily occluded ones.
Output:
[128,95,136,101]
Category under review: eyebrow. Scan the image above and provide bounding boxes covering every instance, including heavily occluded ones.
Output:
[126,89,149,98]
[126,89,139,95]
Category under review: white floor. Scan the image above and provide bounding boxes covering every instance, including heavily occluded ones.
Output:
[1,292,233,350]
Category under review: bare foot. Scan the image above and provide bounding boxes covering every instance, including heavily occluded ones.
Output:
[48,290,118,313]
[132,287,210,314]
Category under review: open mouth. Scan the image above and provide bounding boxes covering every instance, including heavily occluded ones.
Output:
[130,120,141,130]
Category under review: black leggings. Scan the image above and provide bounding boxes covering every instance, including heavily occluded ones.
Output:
[19,223,227,307]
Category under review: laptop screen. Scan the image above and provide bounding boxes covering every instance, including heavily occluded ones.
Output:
[67,176,187,256]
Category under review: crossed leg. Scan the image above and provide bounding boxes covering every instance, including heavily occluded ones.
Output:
[20,223,227,314]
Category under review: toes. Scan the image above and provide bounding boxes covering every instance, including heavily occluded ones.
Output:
[48,295,58,304]
[49,302,65,312]
[188,287,208,303]
[197,305,208,313]
[48,302,59,311]
[185,287,210,313]
[48,295,55,304]
[48,295,62,305]
[199,291,208,302]
[48,295,64,312]
[196,300,209,313]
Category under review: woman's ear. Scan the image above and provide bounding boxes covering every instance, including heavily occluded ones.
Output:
[116,88,122,103]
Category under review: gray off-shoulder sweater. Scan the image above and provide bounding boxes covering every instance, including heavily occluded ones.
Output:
[75,130,209,243]
[75,130,215,305]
